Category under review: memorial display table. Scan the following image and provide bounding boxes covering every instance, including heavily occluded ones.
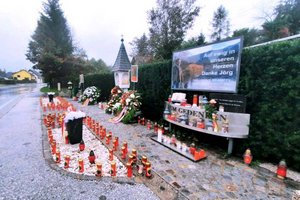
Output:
[163,102,250,154]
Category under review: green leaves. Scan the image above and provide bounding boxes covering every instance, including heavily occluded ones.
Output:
[238,39,300,170]
[26,0,76,88]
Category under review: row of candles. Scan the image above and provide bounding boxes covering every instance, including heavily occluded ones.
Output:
[40,96,76,113]
[42,105,153,178]
[137,113,206,160]
[84,116,153,178]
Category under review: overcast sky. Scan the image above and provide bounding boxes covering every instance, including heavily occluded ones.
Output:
[0,0,280,72]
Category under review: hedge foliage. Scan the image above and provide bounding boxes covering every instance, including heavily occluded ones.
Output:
[134,60,172,120]
[84,73,115,102]
[238,39,300,170]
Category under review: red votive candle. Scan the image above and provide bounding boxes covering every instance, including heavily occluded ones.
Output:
[109,149,114,161]
[121,146,127,160]
[78,158,84,173]
[64,155,70,169]
[111,161,116,177]
[127,163,133,178]
[96,162,102,177]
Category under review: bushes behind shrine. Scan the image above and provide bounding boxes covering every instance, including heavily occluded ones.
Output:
[134,60,172,120]
[84,73,115,101]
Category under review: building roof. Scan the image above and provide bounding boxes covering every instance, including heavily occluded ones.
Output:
[112,38,131,72]
[12,69,31,75]
[28,69,42,78]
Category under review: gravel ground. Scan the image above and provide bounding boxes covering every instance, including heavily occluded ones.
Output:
[0,88,159,200]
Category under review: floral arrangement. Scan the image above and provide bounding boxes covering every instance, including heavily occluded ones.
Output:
[105,86,123,114]
[205,99,218,120]
[79,86,100,105]
[105,86,142,123]
[64,111,86,123]
[121,91,142,123]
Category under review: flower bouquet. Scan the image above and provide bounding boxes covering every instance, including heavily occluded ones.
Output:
[120,90,142,123]
[204,99,218,119]
[105,86,123,114]
[79,86,100,105]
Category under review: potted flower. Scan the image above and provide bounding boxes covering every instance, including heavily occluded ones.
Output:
[64,111,86,144]
[47,92,55,103]
[79,86,100,105]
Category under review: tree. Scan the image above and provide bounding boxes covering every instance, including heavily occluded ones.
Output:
[274,0,300,35]
[211,5,230,41]
[180,33,206,49]
[261,0,300,41]
[85,58,111,74]
[232,28,262,47]
[26,0,76,87]
[148,0,200,60]
[130,33,151,58]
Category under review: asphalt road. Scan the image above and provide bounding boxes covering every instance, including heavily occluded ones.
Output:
[0,84,39,119]
[0,84,158,200]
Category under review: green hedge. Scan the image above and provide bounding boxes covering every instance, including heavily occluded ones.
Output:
[238,39,300,170]
[134,60,172,120]
[84,73,115,102]
[0,79,16,84]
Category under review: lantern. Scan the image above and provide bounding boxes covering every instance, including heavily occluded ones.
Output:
[138,116,141,124]
[51,140,56,155]
[115,137,119,147]
[189,143,196,155]
[163,104,171,119]
[64,155,70,169]
[145,162,152,178]
[192,95,198,107]
[88,150,96,164]
[147,120,152,130]
[55,149,61,163]
[127,163,133,178]
[96,162,102,177]
[277,160,287,179]
[154,122,158,133]
[113,139,117,151]
[106,134,111,145]
[142,156,148,171]
[131,149,137,163]
[121,146,127,160]
[78,158,84,173]
[243,148,252,165]
[168,95,172,103]
[128,155,134,166]
[197,119,205,129]
[109,149,114,161]
[110,161,116,177]
[79,140,85,151]
[123,142,128,154]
